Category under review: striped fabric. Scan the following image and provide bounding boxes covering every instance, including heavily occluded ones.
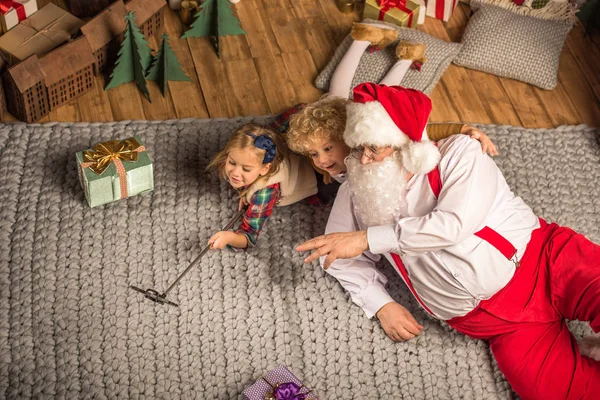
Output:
[425,0,458,21]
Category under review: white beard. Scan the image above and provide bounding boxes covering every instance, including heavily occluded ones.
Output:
[345,153,409,229]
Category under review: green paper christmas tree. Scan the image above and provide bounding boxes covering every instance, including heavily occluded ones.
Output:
[147,34,192,96]
[105,12,154,102]
[180,0,245,58]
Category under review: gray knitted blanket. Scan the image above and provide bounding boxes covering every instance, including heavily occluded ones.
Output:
[1,119,598,399]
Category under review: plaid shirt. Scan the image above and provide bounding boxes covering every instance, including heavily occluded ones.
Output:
[236,183,281,248]
[269,103,307,134]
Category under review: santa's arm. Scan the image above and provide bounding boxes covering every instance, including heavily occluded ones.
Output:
[322,184,395,318]
[368,136,500,256]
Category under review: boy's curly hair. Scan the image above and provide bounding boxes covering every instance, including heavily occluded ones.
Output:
[286,96,350,154]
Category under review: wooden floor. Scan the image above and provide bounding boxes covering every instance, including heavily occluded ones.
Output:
[4,0,600,128]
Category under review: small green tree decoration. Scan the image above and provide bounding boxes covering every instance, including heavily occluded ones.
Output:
[105,11,153,102]
[180,0,245,58]
[147,34,192,96]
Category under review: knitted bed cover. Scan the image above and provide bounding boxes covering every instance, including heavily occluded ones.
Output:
[0,118,597,399]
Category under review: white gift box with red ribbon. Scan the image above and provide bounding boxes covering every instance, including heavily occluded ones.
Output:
[425,0,458,21]
[0,0,37,33]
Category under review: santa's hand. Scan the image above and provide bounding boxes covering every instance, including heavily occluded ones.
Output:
[376,302,424,342]
[296,231,369,268]
[461,125,499,156]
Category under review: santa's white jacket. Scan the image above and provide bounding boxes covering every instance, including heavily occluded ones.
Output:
[323,135,540,320]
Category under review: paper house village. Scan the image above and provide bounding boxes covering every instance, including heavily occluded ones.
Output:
[0,0,166,123]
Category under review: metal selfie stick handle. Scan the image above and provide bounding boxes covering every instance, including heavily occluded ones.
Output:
[130,210,244,306]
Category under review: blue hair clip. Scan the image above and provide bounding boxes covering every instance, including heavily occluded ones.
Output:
[247,133,276,164]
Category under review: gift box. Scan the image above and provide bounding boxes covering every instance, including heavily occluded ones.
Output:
[244,365,318,400]
[363,0,421,28]
[75,137,154,208]
[425,0,458,22]
[0,3,84,66]
[0,0,37,33]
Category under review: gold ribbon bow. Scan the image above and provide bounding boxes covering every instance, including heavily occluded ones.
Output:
[80,137,145,199]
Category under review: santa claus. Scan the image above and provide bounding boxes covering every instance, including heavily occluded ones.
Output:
[297,83,600,400]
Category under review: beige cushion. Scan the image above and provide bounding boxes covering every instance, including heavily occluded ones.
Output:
[453,1,573,90]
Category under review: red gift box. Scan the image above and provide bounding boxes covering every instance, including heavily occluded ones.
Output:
[0,0,37,33]
[425,0,458,21]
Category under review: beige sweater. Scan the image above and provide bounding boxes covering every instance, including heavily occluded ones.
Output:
[245,153,318,207]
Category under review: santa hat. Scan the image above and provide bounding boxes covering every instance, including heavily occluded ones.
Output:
[344,82,440,175]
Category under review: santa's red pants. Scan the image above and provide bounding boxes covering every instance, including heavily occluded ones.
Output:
[447,219,600,400]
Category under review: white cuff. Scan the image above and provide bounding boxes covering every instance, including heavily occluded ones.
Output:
[360,286,395,319]
[367,224,399,255]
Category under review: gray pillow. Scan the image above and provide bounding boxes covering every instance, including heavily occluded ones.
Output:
[314,19,463,97]
[453,1,573,90]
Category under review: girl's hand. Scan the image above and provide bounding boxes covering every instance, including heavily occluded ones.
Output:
[208,231,238,249]
[461,125,499,156]
[238,197,248,211]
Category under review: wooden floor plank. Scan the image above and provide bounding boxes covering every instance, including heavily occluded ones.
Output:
[46,102,81,122]
[191,35,270,117]
[292,0,328,19]
[304,17,339,74]
[429,84,461,123]
[282,50,323,104]
[317,0,357,45]
[464,69,522,126]
[557,48,600,127]
[566,23,600,103]
[424,19,492,124]
[224,59,271,116]
[236,0,282,58]
[162,9,209,119]
[533,81,581,127]
[77,77,115,122]
[266,3,310,52]
[499,77,552,128]
[254,55,299,114]
[106,83,146,121]
[188,38,240,117]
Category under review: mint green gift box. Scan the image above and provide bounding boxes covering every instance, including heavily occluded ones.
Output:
[75,136,154,208]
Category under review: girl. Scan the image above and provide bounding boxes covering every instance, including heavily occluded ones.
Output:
[207,123,317,250]
[282,96,498,204]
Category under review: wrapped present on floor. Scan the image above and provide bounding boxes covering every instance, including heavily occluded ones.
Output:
[244,365,318,400]
[363,0,422,28]
[0,3,83,66]
[425,0,458,21]
[75,137,154,208]
[0,0,37,33]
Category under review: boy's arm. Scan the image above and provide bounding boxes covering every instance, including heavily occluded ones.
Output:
[427,123,498,156]
[425,122,465,141]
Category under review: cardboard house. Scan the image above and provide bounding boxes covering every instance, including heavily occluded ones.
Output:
[40,38,96,110]
[3,37,96,123]
[3,56,49,123]
[0,78,6,121]
[125,0,165,39]
[80,0,128,74]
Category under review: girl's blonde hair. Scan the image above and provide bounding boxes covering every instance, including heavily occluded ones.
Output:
[207,123,288,194]
[286,96,350,154]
